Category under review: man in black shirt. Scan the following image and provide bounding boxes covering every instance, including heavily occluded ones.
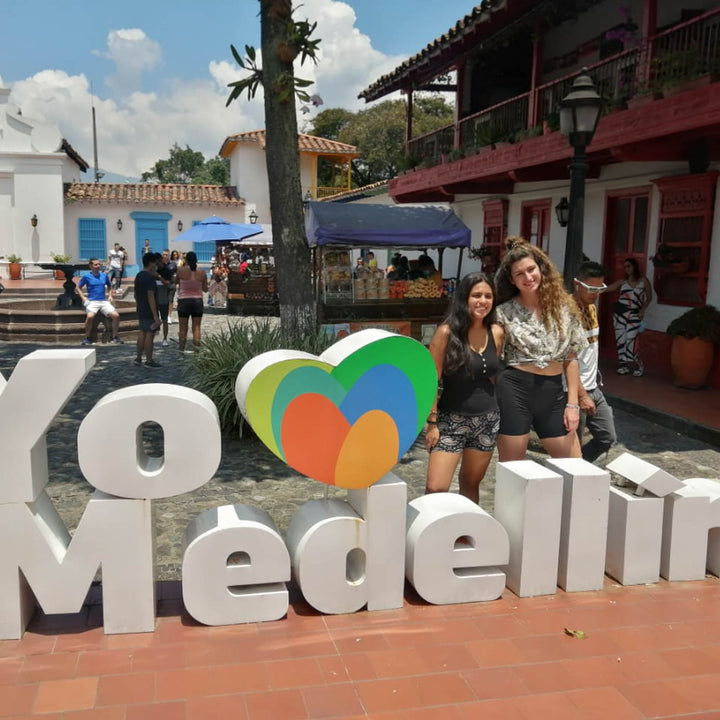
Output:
[134,253,161,368]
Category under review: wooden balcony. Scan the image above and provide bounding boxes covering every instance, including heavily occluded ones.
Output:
[405,7,720,181]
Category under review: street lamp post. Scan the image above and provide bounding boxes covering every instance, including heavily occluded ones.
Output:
[560,70,602,289]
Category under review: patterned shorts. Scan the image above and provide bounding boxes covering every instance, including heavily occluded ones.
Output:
[431,409,500,454]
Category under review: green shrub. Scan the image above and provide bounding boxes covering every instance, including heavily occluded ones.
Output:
[184,317,335,436]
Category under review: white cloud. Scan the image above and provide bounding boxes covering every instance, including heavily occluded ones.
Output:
[5,0,405,177]
[96,29,163,96]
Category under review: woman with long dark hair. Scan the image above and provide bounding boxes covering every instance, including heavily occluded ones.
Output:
[605,257,652,376]
[424,272,504,503]
[494,236,587,461]
[176,251,208,353]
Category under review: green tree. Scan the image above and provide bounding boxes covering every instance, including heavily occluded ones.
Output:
[192,156,231,185]
[141,144,206,184]
[309,96,454,187]
[142,145,230,185]
[226,0,320,333]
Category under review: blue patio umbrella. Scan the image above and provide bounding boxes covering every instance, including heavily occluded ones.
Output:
[173,215,263,244]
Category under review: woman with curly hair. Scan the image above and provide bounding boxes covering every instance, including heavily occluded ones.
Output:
[424,272,504,503]
[494,237,587,461]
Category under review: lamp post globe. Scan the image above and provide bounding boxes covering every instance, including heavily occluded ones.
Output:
[560,70,602,289]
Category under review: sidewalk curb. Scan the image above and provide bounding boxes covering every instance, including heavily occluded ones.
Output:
[606,391,720,449]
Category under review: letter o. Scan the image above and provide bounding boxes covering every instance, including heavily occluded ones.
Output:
[78,383,221,498]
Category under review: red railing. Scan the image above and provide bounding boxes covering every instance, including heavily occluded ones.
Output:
[406,7,720,169]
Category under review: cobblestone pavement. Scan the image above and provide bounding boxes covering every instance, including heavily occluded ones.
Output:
[1,308,719,580]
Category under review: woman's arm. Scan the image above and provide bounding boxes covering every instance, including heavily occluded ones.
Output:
[200,270,209,292]
[490,323,504,367]
[563,354,581,433]
[425,324,450,451]
[638,277,653,318]
[604,278,623,293]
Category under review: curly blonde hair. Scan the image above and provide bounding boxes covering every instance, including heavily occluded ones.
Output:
[495,236,581,333]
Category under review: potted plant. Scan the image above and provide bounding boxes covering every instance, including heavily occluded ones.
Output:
[666,304,720,388]
[51,253,72,279]
[653,48,712,97]
[651,243,689,273]
[7,254,22,280]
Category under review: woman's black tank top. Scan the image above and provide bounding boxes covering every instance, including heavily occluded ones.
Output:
[438,330,499,415]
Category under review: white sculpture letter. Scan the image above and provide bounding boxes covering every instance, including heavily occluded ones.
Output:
[544,458,610,592]
[285,474,407,614]
[405,493,509,605]
[0,491,155,639]
[182,505,291,625]
[77,383,221,499]
[0,349,95,503]
[494,460,563,597]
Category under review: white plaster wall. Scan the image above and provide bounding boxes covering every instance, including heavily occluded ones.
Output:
[63,202,249,266]
[233,144,270,224]
[450,159,720,333]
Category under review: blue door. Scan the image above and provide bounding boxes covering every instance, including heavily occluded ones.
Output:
[130,212,172,264]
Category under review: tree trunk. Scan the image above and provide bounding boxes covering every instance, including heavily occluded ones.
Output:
[260,0,316,333]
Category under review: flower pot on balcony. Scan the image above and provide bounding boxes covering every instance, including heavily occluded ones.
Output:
[9,262,22,280]
[662,73,715,98]
[670,336,715,389]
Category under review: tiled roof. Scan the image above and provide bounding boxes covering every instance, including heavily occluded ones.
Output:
[322,180,389,203]
[359,0,509,101]
[64,183,244,205]
[219,130,358,158]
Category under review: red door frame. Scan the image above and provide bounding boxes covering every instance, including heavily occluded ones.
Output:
[521,199,552,252]
[600,186,653,351]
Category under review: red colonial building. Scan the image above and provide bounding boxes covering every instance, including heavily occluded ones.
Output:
[360,0,720,385]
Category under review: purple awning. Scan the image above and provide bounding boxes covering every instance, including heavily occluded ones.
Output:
[304,202,471,248]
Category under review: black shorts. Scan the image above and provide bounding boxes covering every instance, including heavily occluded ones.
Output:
[138,317,159,333]
[177,298,204,318]
[496,367,567,438]
[157,304,169,321]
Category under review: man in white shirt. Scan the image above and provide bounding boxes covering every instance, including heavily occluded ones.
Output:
[573,261,617,462]
[107,243,125,290]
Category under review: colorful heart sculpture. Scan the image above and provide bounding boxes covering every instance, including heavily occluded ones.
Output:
[235,329,437,489]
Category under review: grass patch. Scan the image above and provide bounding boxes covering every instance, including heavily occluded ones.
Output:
[185,317,335,436]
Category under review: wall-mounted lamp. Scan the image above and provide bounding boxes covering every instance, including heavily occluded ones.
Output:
[248,209,259,224]
[555,197,569,227]
[177,220,184,232]
[30,214,38,228]
[116,219,123,231]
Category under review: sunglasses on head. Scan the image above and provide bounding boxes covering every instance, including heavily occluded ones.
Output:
[574,278,607,293]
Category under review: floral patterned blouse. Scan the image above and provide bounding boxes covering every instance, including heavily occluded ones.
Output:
[495,297,587,369]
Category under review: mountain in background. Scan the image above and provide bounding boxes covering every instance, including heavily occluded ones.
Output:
[80,168,141,184]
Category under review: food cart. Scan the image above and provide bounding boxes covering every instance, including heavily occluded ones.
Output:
[305,202,471,341]
[224,225,279,316]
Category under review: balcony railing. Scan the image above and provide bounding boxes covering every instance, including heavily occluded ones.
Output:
[303,186,354,200]
[406,6,720,170]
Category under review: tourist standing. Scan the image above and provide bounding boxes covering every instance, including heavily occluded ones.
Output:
[134,253,161,368]
[176,251,208,353]
[572,261,617,462]
[425,272,504,503]
[605,257,652,376]
[494,237,587,461]
[106,243,124,290]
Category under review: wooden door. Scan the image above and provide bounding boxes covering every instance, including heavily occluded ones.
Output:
[521,200,551,252]
[600,188,651,350]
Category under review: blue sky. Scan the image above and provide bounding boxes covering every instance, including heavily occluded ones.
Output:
[0,0,471,178]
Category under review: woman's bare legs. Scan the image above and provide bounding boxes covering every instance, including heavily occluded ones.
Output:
[497,433,530,461]
[541,432,582,458]
[191,316,202,349]
[457,449,493,504]
[178,316,189,352]
[425,451,461,494]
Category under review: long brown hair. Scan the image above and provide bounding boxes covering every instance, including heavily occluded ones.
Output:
[495,236,580,332]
